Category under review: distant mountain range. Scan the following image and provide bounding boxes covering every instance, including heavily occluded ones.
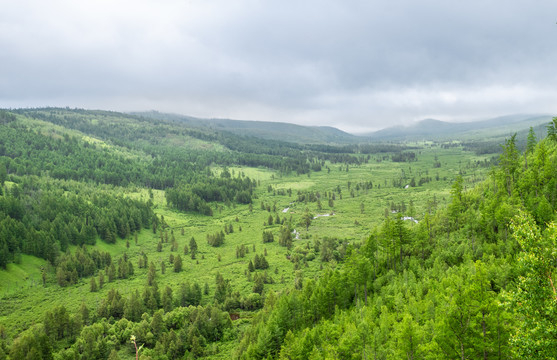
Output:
[365,114,553,141]
[134,111,554,144]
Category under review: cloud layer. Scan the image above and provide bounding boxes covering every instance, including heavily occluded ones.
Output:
[1,0,556,132]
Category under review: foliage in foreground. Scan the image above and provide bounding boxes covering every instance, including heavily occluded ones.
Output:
[235,122,557,359]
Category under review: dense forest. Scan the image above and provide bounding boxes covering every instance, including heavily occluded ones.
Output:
[1,108,557,359]
[235,121,557,359]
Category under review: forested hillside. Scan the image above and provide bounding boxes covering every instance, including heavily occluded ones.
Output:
[1,108,420,359]
[131,111,358,144]
[1,108,556,359]
[236,121,557,359]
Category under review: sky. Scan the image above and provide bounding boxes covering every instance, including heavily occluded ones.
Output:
[1,0,556,133]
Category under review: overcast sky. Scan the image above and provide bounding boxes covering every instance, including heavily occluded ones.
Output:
[1,0,556,133]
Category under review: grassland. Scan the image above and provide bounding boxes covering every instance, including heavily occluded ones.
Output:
[0,143,496,351]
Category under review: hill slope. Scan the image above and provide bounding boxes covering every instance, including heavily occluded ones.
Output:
[133,111,359,144]
[367,114,552,141]
[235,120,557,360]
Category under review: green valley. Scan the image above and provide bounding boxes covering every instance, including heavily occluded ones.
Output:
[1,108,556,359]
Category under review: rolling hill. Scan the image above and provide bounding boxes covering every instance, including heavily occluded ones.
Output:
[132,111,359,144]
[2,107,557,358]
[366,114,553,141]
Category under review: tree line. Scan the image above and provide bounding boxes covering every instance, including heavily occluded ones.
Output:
[0,177,153,269]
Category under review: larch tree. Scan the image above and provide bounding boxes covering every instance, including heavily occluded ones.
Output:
[506,212,557,359]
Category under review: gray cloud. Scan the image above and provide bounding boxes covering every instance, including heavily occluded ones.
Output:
[1,0,556,132]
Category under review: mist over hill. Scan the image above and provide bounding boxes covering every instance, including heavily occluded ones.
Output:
[365,114,552,141]
[133,111,553,144]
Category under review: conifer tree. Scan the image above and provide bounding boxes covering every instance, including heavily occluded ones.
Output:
[190,237,198,259]
[507,213,557,359]
[174,255,183,273]
[90,277,98,292]
[147,262,156,286]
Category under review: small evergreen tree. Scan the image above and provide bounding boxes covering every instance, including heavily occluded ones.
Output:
[174,255,183,273]
[90,277,98,292]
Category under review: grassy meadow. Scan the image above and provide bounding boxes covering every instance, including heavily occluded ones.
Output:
[0,142,496,353]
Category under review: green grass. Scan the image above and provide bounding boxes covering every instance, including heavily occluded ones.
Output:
[0,143,495,343]
[0,255,47,297]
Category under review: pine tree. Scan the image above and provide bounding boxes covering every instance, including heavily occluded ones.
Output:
[527,126,537,154]
[253,275,264,294]
[79,303,89,326]
[190,237,198,259]
[147,262,156,286]
[174,255,183,273]
[107,263,116,282]
[547,117,557,141]
[507,213,557,359]
[98,271,104,288]
[162,286,173,312]
[90,277,98,292]
[301,208,313,231]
